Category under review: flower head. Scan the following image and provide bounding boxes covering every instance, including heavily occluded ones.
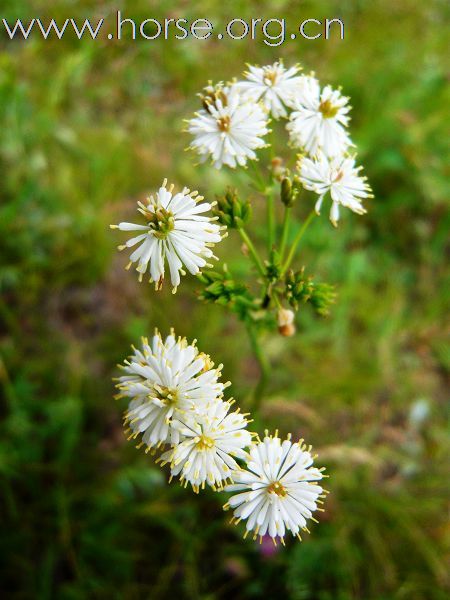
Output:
[116,330,226,450]
[236,61,303,119]
[298,153,373,226]
[187,83,269,169]
[111,180,223,291]
[287,76,352,158]
[159,400,252,492]
[224,432,325,543]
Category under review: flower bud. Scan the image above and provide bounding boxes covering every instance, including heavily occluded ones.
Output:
[281,175,304,208]
[277,308,296,336]
[279,323,296,337]
[277,308,294,326]
[281,177,293,207]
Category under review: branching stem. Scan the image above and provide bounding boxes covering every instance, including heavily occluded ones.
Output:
[237,227,266,277]
[248,161,266,193]
[281,210,316,276]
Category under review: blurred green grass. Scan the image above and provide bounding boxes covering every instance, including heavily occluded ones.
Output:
[0,0,449,598]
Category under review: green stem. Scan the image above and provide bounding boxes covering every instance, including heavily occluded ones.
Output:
[247,162,275,253]
[267,188,275,253]
[238,227,265,277]
[272,291,282,309]
[248,160,266,192]
[245,323,270,413]
[279,205,292,260]
[281,210,316,276]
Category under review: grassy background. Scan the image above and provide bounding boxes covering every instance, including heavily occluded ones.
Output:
[0,0,449,598]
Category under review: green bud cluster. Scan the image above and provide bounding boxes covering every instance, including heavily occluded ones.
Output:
[285,268,336,316]
[198,267,250,307]
[213,188,252,229]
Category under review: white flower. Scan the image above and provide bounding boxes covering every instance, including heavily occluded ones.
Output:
[224,432,325,543]
[187,83,269,169]
[159,400,252,492]
[235,61,303,119]
[111,179,223,291]
[116,330,226,451]
[287,76,352,158]
[298,153,373,226]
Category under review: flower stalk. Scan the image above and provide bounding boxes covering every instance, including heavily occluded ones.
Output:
[237,227,266,277]
[281,210,316,276]
[266,186,276,253]
[279,205,291,260]
[245,323,271,414]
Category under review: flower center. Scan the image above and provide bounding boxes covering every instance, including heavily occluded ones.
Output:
[145,207,175,240]
[217,116,231,132]
[153,384,178,406]
[195,434,215,451]
[267,481,287,497]
[333,170,344,183]
[263,69,278,87]
[319,99,339,119]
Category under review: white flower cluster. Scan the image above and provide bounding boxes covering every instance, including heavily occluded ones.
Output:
[111,61,372,295]
[117,330,251,493]
[187,60,373,226]
[116,330,325,542]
